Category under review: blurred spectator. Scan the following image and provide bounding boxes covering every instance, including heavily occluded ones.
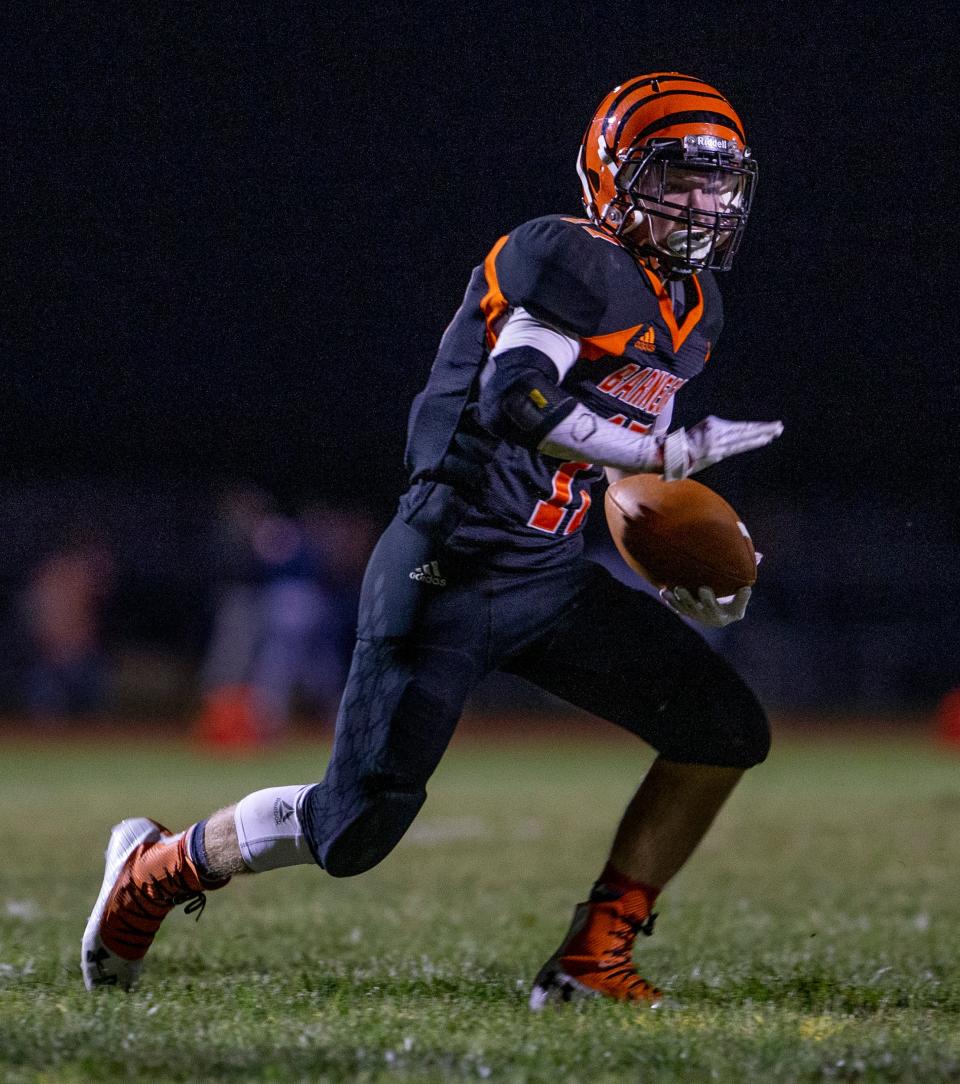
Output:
[21,528,115,720]
[196,486,273,746]
[196,488,376,747]
[247,509,330,735]
[299,501,380,705]
[197,486,271,692]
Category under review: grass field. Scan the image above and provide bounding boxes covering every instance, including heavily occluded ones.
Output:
[1,723,959,1082]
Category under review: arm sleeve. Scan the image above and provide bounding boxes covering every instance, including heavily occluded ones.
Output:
[479,305,674,470]
[538,403,665,473]
[476,306,581,448]
[477,344,578,448]
[602,398,675,483]
[488,306,580,379]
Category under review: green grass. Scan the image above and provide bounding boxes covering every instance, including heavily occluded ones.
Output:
[2,726,960,1082]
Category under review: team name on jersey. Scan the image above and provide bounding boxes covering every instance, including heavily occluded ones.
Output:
[597,363,687,415]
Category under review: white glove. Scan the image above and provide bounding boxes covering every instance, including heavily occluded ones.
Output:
[660,585,752,628]
[662,416,784,480]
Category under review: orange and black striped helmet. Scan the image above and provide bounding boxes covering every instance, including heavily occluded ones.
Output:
[577,73,757,272]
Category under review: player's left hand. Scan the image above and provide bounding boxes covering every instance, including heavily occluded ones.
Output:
[662,416,784,479]
[660,585,751,627]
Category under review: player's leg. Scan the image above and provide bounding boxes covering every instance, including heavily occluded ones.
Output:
[606,758,743,889]
[83,517,488,990]
[82,783,329,990]
[505,561,769,1006]
[189,557,599,880]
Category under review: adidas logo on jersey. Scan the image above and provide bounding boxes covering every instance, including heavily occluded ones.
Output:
[633,324,655,353]
[409,561,447,586]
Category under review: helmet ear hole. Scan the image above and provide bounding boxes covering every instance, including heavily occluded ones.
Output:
[587,168,600,191]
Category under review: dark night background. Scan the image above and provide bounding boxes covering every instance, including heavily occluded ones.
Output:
[4,3,957,713]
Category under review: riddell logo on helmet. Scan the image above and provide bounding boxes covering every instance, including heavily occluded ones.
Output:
[684,134,731,153]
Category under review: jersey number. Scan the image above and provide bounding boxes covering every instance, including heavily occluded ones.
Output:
[528,461,592,535]
[528,415,649,535]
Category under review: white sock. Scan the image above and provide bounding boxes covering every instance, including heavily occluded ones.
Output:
[234,784,314,872]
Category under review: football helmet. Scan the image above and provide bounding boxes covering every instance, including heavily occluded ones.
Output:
[577,73,757,272]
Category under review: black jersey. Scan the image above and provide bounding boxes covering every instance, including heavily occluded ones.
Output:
[399,215,723,568]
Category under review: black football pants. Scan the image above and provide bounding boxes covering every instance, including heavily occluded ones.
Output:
[300,515,769,875]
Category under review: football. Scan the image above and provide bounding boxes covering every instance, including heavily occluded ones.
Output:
[604,473,757,596]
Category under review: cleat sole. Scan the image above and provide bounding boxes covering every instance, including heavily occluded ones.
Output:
[529,966,601,1011]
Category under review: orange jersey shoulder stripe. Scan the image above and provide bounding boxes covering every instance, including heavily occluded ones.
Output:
[580,324,645,361]
[638,266,704,352]
[560,216,624,247]
[480,235,510,349]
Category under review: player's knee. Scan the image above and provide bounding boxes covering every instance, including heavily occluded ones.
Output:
[658,666,770,769]
[724,692,771,768]
[309,773,428,878]
[706,678,770,768]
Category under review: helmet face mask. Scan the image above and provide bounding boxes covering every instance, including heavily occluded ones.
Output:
[610,138,757,272]
[578,74,759,274]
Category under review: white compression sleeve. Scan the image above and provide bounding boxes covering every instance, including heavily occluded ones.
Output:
[480,306,580,392]
[538,403,665,473]
[488,306,580,377]
[234,784,315,872]
[490,307,676,475]
[604,399,677,484]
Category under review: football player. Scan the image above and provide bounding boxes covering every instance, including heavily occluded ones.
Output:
[82,73,783,1007]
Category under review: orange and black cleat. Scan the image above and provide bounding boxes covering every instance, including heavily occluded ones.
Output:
[82,817,229,991]
[529,887,662,1009]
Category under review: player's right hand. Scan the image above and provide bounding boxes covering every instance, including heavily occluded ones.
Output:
[662,416,784,480]
[660,585,752,627]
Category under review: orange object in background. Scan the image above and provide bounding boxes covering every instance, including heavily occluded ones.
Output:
[194,685,262,750]
[936,688,960,746]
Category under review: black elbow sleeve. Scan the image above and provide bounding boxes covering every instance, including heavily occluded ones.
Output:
[477,346,578,448]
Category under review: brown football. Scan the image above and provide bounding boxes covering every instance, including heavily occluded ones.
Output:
[604,474,757,596]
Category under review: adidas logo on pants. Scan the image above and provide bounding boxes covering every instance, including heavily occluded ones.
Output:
[409,561,447,586]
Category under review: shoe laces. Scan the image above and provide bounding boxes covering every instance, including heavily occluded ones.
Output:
[632,911,658,938]
[605,910,657,961]
[137,860,206,916]
[599,909,660,998]
[178,892,208,921]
